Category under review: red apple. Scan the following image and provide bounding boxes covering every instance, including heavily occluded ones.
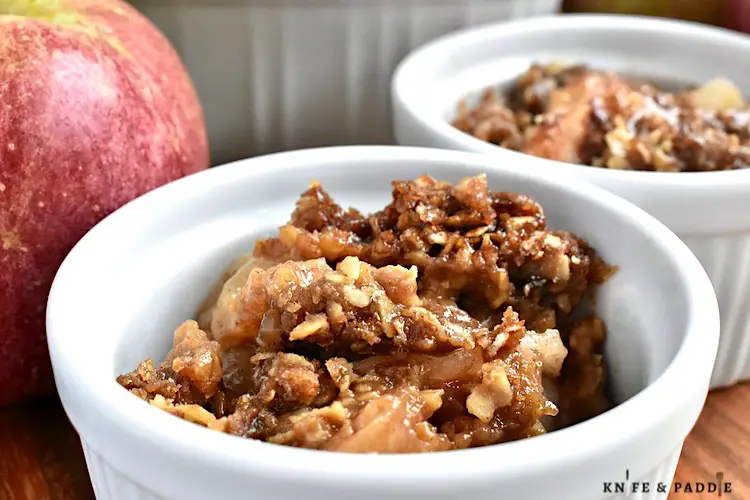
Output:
[727,0,750,33]
[0,0,209,406]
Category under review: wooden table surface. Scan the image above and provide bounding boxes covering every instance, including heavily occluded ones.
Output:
[1,385,748,500]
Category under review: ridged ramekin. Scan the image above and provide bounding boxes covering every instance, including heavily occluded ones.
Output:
[129,0,561,165]
[47,146,718,500]
[392,14,750,389]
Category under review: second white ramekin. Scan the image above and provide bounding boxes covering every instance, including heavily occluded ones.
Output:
[392,14,750,389]
[130,0,561,165]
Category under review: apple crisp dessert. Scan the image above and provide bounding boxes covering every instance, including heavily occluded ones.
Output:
[454,64,750,171]
[118,174,616,453]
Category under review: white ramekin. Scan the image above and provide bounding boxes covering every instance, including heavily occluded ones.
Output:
[129,0,561,165]
[392,14,750,389]
[47,146,718,500]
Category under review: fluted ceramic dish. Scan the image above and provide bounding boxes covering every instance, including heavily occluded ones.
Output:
[129,0,561,164]
[392,14,750,388]
[48,146,718,500]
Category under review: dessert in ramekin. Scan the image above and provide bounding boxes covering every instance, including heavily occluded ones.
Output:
[48,146,718,500]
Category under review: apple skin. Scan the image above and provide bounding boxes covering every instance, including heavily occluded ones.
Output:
[727,0,750,33]
[0,0,209,406]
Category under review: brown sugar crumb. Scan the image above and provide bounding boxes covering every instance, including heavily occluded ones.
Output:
[117,320,222,405]
[118,174,616,453]
[453,63,750,172]
[230,256,500,354]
